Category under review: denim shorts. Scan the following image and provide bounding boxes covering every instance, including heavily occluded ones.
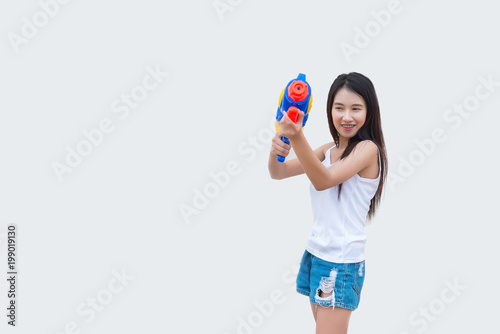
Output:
[296,250,365,311]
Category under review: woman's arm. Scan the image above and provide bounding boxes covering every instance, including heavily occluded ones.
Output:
[268,132,332,180]
[280,111,378,190]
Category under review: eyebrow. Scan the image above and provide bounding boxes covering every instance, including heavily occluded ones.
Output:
[333,102,364,107]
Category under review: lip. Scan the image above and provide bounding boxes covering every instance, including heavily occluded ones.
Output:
[341,124,355,131]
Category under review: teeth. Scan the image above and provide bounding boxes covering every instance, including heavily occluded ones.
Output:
[342,125,354,128]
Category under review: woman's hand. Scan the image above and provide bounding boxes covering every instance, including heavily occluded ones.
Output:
[278,109,305,139]
[270,132,291,158]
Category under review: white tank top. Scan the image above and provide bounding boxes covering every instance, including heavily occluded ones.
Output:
[305,143,380,263]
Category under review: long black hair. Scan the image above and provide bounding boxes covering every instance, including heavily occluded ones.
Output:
[326,72,388,219]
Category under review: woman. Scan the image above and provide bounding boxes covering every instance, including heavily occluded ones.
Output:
[268,72,388,333]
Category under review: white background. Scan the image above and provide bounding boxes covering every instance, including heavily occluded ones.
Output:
[1,0,499,333]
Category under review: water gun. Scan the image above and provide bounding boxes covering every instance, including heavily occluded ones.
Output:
[275,73,313,162]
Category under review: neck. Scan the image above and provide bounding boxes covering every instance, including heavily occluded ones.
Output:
[337,136,349,149]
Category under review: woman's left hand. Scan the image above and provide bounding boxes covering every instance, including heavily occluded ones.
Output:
[279,109,305,140]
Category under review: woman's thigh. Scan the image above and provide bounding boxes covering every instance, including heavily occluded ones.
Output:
[315,305,352,334]
[310,303,317,321]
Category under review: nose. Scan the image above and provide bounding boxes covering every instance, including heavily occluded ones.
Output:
[342,110,354,122]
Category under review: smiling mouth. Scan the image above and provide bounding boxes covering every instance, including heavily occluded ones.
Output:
[341,124,355,129]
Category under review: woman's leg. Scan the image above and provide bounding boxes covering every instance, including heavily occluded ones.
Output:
[314,291,351,334]
[315,306,352,334]
[310,303,317,322]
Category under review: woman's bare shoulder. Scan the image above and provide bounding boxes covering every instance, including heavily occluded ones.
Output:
[314,141,335,160]
[355,140,378,154]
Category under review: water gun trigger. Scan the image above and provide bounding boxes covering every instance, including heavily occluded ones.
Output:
[287,107,300,123]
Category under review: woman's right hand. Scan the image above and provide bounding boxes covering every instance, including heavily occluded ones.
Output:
[270,133,291,159]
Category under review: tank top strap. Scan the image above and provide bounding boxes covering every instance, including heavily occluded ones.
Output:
[324,146,331,161]
[367,140,381,170]
[324,144,336,165]
[365,140,381,176]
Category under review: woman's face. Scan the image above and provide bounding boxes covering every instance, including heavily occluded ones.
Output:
[331,87,367,140]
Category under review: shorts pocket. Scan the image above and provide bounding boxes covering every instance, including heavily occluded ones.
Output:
[353,261,365,295]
